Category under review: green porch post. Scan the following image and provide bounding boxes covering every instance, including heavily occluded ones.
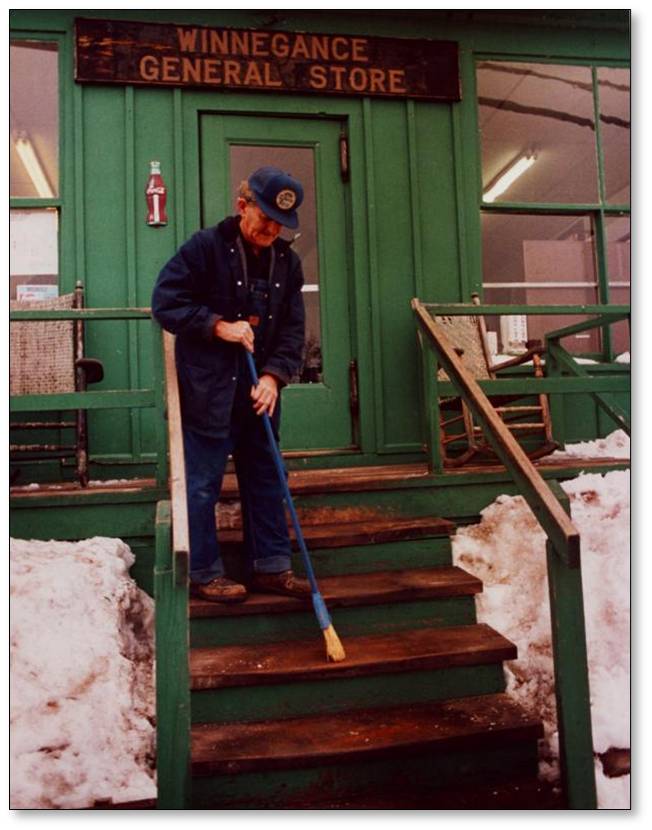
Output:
[417,329,443,474]
[151,320,169,488]
[546,345,567,448]
[546,481,597,809]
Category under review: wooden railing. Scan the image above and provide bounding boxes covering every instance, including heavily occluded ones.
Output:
[545,314,631,441]
[414,302,630,474]
[412,298,608,809]
[10,307,169,486]
[154,331,191,809]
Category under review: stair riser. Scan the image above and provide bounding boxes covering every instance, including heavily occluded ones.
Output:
[190,597,478,648]
[190,664,506,724]
[220,537,453,584]
[190,741,540,809]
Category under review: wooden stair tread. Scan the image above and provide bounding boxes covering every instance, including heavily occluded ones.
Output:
[219,515,455,549]
[190,565,482,618]
[220,463,431,497]
[191,693,542,775]
[190,624,516,689]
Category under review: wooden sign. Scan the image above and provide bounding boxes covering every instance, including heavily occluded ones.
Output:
[74,18,460,102]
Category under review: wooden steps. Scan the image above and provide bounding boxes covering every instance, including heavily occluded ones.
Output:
[191,693,542,776]
[190,624,515,690]
[189,565,481,618]
[184,510,544,808]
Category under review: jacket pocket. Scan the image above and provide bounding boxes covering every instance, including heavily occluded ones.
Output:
[177,361,234,432]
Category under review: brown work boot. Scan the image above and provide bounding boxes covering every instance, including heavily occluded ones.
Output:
[249,570,311,598]
[189,576,248,603]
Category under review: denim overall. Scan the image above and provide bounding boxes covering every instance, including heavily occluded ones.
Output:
[183,274,293,584]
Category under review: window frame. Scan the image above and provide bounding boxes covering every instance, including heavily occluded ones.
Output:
[470,54,630,362]
[10,31,72,297]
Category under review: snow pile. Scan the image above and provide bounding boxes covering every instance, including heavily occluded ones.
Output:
[10,537,156,809]
[453,433,630,809]
[550,428,630,460]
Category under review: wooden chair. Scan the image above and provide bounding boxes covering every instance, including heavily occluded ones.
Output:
[434,308,559,468]
[10,282,104,486]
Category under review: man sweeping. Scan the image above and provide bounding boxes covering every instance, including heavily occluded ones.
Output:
[152,166,311,603]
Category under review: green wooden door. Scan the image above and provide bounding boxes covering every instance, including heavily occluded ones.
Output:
[200,114,354,452]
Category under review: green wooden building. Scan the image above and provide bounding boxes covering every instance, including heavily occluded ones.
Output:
[10,9,630,810]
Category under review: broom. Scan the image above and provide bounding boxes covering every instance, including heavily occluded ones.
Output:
[245,349,346,662]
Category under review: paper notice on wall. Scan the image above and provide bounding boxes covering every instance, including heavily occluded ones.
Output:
[16,284,59,301]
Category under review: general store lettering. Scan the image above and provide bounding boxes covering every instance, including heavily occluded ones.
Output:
[174,27,370,63]
[140,55,283,87]
[138,28,406,93]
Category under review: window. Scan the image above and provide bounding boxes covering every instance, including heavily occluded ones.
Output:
[477,60,630,357]
[10,40,60,301]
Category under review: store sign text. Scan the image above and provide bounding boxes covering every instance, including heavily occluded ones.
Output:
[75,19,460,101]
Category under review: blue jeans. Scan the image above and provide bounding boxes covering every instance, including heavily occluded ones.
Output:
[183,402,292,585]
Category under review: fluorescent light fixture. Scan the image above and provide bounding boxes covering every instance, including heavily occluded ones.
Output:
[14,134,55,198]
[483,154,536,203]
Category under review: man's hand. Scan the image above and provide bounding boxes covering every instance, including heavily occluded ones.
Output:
[214,319,254,353]
[251,373,279,417]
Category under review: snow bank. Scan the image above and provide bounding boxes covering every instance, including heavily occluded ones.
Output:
[453,432,630,809]
[10,537,156,809]
[550,428,630,460]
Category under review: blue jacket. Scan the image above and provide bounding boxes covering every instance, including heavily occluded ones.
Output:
[151,216,305,436]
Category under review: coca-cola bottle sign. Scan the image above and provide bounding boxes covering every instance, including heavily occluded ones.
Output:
[146,160,168,226]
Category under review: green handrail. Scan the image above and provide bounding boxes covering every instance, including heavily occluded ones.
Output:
[420,303,630,317]
[412,298,598,809]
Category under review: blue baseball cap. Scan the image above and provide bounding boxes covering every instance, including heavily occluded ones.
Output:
[248,166,304,229]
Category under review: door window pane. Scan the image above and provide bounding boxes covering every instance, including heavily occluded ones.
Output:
[230,146,321,382]
[606,214,630,355]
[10,41,59,198]
[477,61,598,204]
[10,209,59,300]
[598,67,630,205]
[482,213,599,353]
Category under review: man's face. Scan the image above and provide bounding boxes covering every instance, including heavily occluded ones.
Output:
[237,197,282,250]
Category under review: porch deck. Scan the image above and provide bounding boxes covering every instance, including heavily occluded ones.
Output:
[9,454,629,503]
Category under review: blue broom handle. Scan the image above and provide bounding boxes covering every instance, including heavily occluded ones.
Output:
[244,351,321,596]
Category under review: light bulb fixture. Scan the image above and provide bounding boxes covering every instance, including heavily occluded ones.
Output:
[14,133,55,199]
[483,153,537,204]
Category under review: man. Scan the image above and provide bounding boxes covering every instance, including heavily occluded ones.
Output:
[152,166,311,603]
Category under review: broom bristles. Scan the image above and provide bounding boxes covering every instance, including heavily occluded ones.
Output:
[323,624,346,662]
